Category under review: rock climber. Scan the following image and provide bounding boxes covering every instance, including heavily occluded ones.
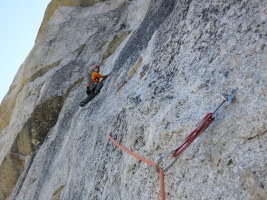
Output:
[80,64,108,107]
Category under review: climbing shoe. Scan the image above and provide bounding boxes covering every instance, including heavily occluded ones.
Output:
[80,102,85,107]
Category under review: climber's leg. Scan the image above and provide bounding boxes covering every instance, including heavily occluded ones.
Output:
[80,93,96,107]
[86,87,91,95]
[95,82,103,94]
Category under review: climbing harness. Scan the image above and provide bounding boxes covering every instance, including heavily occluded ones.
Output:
[109,83,236,200]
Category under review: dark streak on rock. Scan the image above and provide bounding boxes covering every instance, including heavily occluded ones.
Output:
[112,0,176,74]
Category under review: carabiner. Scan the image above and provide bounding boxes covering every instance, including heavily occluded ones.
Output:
[156,150,178,172]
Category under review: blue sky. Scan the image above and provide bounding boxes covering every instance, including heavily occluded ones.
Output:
[0,0,51,103]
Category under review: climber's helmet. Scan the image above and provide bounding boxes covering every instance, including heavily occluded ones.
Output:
[94,64,99,69]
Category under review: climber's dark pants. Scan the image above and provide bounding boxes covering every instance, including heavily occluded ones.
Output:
[81,82,104,105]
[94,82,103,94]
[81,93,96,104]
[88,82,104,94]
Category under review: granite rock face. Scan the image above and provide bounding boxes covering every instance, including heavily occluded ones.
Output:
[0,0,266,200]
[36,0,110,44]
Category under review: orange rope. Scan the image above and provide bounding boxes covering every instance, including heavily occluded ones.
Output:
[108,133,166,200]
[158,167,166,200]
[108,78,165,200]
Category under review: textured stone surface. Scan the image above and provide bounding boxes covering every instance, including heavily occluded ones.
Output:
[0,0,266,200]
[36,0,110,44]
[0,154,24,200]
[103,30,132,61]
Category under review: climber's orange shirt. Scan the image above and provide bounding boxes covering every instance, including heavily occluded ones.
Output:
[91,72,105,82]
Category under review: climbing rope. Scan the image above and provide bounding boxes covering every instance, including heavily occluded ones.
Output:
[108,79,236,200]
[108,78,167,198]
[108,133,166,200]
[108,112,214,200]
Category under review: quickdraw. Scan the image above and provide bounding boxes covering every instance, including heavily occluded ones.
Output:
[156,90,236,172]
